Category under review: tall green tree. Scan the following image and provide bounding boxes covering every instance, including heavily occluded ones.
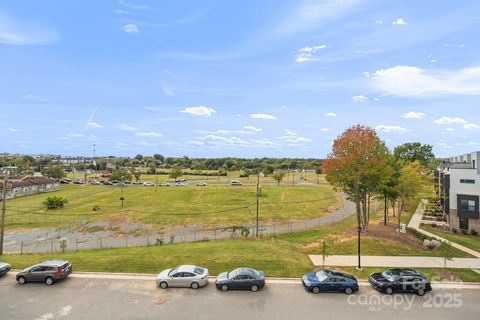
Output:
[43,166,65,179]
[394,142,435,167]
[271,172,286,186]
[169,165,183,180]
[109,168,132,182]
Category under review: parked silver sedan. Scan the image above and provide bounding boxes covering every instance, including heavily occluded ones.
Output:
[156,265,209,289]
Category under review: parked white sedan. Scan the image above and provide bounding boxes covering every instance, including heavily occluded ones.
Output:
[156,265,209,289]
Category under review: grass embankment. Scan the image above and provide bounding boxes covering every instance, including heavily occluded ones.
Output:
[5,185,340,230]
[422,226,480,253]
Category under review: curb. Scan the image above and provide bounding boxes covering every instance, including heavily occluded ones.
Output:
[6,270,480,288]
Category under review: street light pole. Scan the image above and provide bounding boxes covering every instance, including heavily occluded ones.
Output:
[0,170,10,256]
[255,171,260,238]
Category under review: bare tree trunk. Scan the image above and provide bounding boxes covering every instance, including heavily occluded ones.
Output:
[354,181,362,231]
[397,202,404,234]
[367,193,371,226]
[362,193,368,231]
[391,200,396,218]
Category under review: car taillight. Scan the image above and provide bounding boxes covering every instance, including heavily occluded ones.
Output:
[54,269,64,275]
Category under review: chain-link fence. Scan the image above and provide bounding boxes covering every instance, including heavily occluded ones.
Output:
[4,198,372,254]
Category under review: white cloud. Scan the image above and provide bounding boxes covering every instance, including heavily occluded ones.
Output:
[277,0,362,34]
[26,94,48,102]
[249,113,278,120]
[320,128,330,132]
[135,131,163,137]
[162,87,174,96]
[392,18,407,25]
[375,125,408,133]
[283,129,297,136]
[0,10,59,45]
[295,45,327,62]
[371,66,480,96]
[464,123,480,130]
[434,117,467,125]
[180,106,216,117]
[119,124,136,131]
[351,95,367,103]
[136,141,156,147]
[361,71,371,78]
[402,111,426,119]
[454,141,478,146]
[7,128,19,132]
[375,20,383,24]
[243,126,262,132]
[123,24,139,33]
[87,122,103,128]
[326,112,337,117]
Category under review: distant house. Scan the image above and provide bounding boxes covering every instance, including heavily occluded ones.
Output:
[436,151,480,233]
[0,176,59,200]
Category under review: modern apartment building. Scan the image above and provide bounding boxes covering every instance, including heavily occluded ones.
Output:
[436,151,480,233]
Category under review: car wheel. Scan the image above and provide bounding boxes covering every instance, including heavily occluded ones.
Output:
[312,287,320,294]
[159,281,168,289]
[191,282,200,289]
[250,284,259,292]
[17,276,26,285]
[385,287,394,295]
[45,277,54,286]
[344,287,353,295]
[221,284,229,292]
[417,288,425,296]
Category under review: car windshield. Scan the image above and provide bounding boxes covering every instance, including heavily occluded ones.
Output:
[168,268,178,276]
[228,268,241,279]
[315,270,328,282]
[194,267,204,275]
[381,270,400,282]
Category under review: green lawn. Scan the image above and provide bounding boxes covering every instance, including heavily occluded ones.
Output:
[5,184,340,229]
[422,226,480,253]
[2,239,479,282]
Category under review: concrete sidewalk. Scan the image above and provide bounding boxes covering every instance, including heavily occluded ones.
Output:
[309,255,480,269]
[408,200,480,259]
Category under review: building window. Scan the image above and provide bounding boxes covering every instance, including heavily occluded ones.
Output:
[460,199,476,212]
[460,179,475,184]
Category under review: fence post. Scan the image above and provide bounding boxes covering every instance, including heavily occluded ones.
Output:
[20,240,24,255]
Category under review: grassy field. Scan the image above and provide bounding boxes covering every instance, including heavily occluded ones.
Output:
[422,226,480,253]
[66,171,327,185]
[5,184,340,229]
[2,239,479,282]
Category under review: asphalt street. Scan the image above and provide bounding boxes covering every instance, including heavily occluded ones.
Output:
[0,273,479,320]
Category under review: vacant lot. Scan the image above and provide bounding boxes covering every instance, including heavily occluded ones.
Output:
[5,184,340,229]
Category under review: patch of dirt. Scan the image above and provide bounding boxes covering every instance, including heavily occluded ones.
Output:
[432,269,462,282]
[346,221,430,251]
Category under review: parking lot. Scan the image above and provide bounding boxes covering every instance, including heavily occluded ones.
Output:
[0,272,479,320]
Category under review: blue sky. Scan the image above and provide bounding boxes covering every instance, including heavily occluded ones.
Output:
[1,0,479,158]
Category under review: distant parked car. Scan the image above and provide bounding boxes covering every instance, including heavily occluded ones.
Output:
[73,180,84,185]
[90,180,101,185]
[102,181,113,185]
[159,182,170,186]
[215,268,265,292]
[230,180,242,186]
[196,182,207,186]
[132,181,143,185]
[143,182,155,186]
[175,182,186,186]
[59,179,70,184]
[175,179,187,183]
[369,269,432,296]
[156,265,209,289]
[122,181,132,185]
[0,262,11,277]
[302,269,359,295]
[16,260,72,285]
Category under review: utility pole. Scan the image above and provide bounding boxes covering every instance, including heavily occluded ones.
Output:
[93,144,98,179]
[0,170,10,256]
[255,171,260,238]
[354,180,362,270]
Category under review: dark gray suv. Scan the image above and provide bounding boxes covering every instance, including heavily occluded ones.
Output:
[16,260,72,285]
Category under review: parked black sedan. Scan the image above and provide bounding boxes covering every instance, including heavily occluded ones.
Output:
[302,269,359,295]
[369,269,432,296]
[0,262,11,277]
[215,268,265,292]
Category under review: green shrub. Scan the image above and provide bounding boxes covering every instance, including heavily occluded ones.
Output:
[42,196,68,209]
[471,229,478,236]
[452,228,457,234]
[461,229,468,235]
